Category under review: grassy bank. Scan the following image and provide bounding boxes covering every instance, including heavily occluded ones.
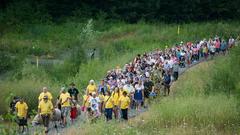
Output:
[0,21,240,115]
[64,46,240,135]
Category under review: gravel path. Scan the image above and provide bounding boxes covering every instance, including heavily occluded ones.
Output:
[44,58,207,135]
[23,56,210,135]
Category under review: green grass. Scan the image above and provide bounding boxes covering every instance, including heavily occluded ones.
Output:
[0,21,240,116]
[70,50,240,135]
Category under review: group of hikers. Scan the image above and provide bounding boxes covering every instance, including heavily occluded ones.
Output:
[11,36,237,134]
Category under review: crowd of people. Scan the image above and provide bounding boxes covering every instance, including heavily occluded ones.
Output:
[11,36,237,134]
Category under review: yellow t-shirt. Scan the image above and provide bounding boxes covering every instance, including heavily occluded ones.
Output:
[15,102,28,118]
[119,96,130,109]
[107,85,111,91]
[119,89,125,97]
[104,95,113,109]
[59,92,71,107]
[38,91,53,101]
[99,94,105,102]
[86,84,97,94]
[111,92,120,106]
[83,95,90,107]
[38,100,53,115]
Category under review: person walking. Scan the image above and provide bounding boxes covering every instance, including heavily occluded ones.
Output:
[38,96,53,134]
[86,80,97,95]
[15,97,28,133]
[112,87,120,119]
[163,72,171,96]
[134,81,144,112]
[68,83,79,102]
[89,92,101,121]
[172,62,179,81]
[143,77,154,107]
[220,39,227,55]
[59,87,71,127]
[103,91,114,121]
[38,87,53,102]
[118,91,130,121]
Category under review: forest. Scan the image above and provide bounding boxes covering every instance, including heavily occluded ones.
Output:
[0,0,240,25]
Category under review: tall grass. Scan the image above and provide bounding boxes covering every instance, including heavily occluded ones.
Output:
[1,21,240,116]
[206,46,240,97]
[71,49,240,135]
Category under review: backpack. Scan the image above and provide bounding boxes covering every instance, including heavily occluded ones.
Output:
[164,75,171,84]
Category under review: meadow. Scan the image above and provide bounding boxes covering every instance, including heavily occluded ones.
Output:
[0,21,240,128]
[64,46,240,135]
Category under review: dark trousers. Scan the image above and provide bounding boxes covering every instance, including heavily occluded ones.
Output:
[17,117,28,126]
[41,114,50,128]
[173,72,179,81]
[121,109,128,120]
[105,108,113,121]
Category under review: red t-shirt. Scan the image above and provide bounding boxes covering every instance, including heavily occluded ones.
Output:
[215,41,220,48]
[70,107,78,119]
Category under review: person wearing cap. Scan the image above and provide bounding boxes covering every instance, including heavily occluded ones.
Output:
[68,83,79,101]
[38,95,53,134]
[38,87,53,102]
[59,87,71,127]
[86,80,97,95]
[15,97,28,133]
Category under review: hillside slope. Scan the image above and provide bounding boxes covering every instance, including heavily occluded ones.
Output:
[0,22,240,114]
[66,48,240,135]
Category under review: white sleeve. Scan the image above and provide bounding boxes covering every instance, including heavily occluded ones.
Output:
[97,97,100,103]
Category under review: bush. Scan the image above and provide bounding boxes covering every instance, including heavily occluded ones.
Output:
[0,0,51,25]
[0,51,13,73]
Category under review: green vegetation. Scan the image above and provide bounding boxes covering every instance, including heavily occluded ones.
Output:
[1,1,240,134]
[1,0,240,23]
[70,46,240,135]
[0,21,240,115]
[1,21,240,135]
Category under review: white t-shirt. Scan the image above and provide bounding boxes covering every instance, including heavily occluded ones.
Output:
[89,97,100,111]
[123,84,135,93]
[135,84,144,91]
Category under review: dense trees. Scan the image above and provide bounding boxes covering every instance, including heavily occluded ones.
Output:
[0,0,239,24]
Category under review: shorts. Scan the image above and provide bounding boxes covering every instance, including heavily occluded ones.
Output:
[210,51,215,55]
[17,117,27,126]
[61,106,70,117]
